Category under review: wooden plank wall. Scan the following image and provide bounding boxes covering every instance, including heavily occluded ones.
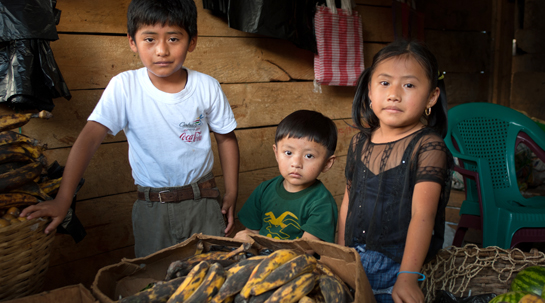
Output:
[1,0,494,291]
[423,0,493,236]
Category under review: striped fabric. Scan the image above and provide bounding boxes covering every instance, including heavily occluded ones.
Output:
[314,5,365,86]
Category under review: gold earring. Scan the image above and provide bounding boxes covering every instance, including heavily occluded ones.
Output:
[425,107,431,116]
[370,101,372,109]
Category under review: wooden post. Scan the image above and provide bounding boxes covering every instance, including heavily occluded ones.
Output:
[489,0,515,107]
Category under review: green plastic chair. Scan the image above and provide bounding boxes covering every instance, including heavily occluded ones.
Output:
[446,102,545,249]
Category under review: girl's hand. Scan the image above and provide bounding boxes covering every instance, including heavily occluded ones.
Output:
[391,273,424,303]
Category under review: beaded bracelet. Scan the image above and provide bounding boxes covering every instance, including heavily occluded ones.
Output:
[396,271,426,281]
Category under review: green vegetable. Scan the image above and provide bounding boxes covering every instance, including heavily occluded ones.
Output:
[510,266,545,297]
[488,291,530,303]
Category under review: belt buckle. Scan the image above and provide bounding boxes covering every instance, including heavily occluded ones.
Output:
[158,190,170,203]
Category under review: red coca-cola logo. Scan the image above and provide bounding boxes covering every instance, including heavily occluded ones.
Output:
[179,131,202,142]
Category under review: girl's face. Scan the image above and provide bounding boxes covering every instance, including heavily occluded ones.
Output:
[368,56,439,134]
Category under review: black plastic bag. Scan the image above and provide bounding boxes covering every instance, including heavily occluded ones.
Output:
[433,290,497,303]
[203,0,325,54]
[0,0,71,112]
[0,39,71,111]
[0,0,60,42]
[46,161,86,244]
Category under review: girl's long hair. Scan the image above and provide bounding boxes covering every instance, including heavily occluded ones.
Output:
[352,39,448,138]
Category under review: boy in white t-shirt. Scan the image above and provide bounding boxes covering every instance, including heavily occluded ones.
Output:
[21,0,239,257]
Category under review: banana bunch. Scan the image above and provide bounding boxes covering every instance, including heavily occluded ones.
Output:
[118,244,354,303]
[0,110,61,226]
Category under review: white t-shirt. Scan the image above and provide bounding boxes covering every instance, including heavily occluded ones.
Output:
[88,67,237,187]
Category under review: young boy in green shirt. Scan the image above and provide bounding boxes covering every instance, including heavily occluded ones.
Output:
[235,110,338,243]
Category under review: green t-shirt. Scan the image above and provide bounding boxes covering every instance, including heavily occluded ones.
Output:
[237,175,338,243]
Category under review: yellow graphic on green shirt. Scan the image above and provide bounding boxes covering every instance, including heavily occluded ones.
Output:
[264,211,301,239]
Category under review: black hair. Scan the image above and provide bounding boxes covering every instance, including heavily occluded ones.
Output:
[352,39,448,138]
[275,110,338,157]
[127,0,198,41]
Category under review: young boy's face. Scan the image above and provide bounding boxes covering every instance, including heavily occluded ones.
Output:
[128,23,197,88]
[273,137,335,193]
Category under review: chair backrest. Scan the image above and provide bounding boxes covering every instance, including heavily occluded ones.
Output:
[454,114,510,190]
[446,102,545,203]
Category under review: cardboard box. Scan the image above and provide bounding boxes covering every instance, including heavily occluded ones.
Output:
[91,233,375,303]
[4,284,98,303]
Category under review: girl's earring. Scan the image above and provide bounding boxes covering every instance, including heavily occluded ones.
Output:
[425,107,431,116]
[370,101,372,109]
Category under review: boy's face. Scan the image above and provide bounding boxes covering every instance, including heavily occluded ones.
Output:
[273,137,335,193]
[128,23,197,88]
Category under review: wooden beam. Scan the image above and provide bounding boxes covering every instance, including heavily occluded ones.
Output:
[510,72,545,121]
[44,246,134,292]
[44,143,133,201]
[443,73,490,106]
[223,82,355,128]
[56,0,394,43]
[48,193,136,266]
[425,30,491,73]
[50,34,386,89]
[355,6,394,42]
[425,0,492,31]
[489,0,515,106]
[56,0,254,37]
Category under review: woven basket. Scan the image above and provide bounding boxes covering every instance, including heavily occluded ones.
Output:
[0,218,56,301]
[421,244,545,303]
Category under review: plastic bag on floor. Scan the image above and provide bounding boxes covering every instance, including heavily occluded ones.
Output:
[433,290,496,303]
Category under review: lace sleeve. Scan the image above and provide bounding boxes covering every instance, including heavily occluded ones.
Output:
[416,135,452,185]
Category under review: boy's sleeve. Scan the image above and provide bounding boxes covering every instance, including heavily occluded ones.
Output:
[237,183,264,231]
[88,75,127,136]
[301,196,339,243]
[206,81,237,135]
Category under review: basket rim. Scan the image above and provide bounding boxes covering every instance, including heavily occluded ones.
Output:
[0,217,51,234]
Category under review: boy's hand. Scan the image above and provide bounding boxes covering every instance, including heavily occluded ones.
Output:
[234,229,259,242]
[392,274,424,303]
[213,131,239,237]
[222,193,236,236]
[19,198,70,234]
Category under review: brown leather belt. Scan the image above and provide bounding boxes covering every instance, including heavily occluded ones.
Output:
[137,179,219,203]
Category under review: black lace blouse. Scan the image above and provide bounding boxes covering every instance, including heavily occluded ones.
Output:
[344,128,453,264]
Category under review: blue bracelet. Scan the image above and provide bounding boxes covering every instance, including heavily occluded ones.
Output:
[397,271,426,281]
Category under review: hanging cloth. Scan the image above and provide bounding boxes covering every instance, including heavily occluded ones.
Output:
[313,0,365,87]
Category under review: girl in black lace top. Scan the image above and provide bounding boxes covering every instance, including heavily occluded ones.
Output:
[337,40,453,303]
